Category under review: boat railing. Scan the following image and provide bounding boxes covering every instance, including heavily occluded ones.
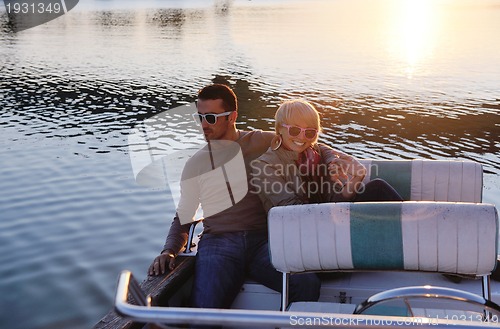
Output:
[115,270,500,328]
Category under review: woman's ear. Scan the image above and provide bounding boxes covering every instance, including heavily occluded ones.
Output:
[271,134,282,151]
[276,125,284,136]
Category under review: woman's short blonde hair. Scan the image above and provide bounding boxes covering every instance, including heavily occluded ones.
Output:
[274,99,321,141]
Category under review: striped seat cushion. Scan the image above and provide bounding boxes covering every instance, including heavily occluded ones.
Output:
[268,202,498,276]
[358,160,483,202]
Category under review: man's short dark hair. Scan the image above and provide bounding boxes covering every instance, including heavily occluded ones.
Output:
[198,84,238,112]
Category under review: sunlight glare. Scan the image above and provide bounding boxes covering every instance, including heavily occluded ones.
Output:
[391,0,438,78]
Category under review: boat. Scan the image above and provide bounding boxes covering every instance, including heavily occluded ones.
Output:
[94,159,500,328]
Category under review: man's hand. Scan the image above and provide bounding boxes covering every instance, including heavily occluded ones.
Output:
[148,250,176,276]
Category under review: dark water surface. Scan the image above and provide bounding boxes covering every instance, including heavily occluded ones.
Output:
[1,1,499,328]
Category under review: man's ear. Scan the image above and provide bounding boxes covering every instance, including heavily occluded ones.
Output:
[229,111,238,123]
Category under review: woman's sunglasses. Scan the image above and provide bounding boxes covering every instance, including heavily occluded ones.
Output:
[282,124,318,140]
[192,111,233,125]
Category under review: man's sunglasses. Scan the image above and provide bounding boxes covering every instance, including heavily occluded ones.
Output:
[282,124,318,140]
[192,111,233,125]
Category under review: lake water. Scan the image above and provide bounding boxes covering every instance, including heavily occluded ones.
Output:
[1,0,499,328]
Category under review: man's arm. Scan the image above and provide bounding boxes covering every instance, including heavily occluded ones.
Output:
[162,214,191,255]
[149,157,202,276]
[149,215,191,275]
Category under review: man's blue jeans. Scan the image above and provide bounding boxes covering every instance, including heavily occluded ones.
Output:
[191,230,320,309]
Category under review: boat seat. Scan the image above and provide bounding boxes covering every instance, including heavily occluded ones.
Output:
[358,159,483,202]
[268,201,499,314]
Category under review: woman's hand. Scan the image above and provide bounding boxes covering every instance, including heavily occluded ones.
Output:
[327,153,367,199]
[327,156,349,186]
[148,250,176,276]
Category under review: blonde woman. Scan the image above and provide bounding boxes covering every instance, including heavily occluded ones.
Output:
[251,99,402,213]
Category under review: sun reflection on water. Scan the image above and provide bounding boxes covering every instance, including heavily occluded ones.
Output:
[389,0,438,79]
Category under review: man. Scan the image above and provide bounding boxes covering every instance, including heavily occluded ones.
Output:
[148,84,320,312]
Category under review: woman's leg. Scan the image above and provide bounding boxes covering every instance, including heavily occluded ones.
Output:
[354,178,403,202]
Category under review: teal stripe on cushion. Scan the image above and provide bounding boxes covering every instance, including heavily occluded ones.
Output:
[350,203,404,270]
[369,160,412,200]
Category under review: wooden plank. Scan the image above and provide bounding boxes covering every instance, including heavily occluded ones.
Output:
[93,256,196,329]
